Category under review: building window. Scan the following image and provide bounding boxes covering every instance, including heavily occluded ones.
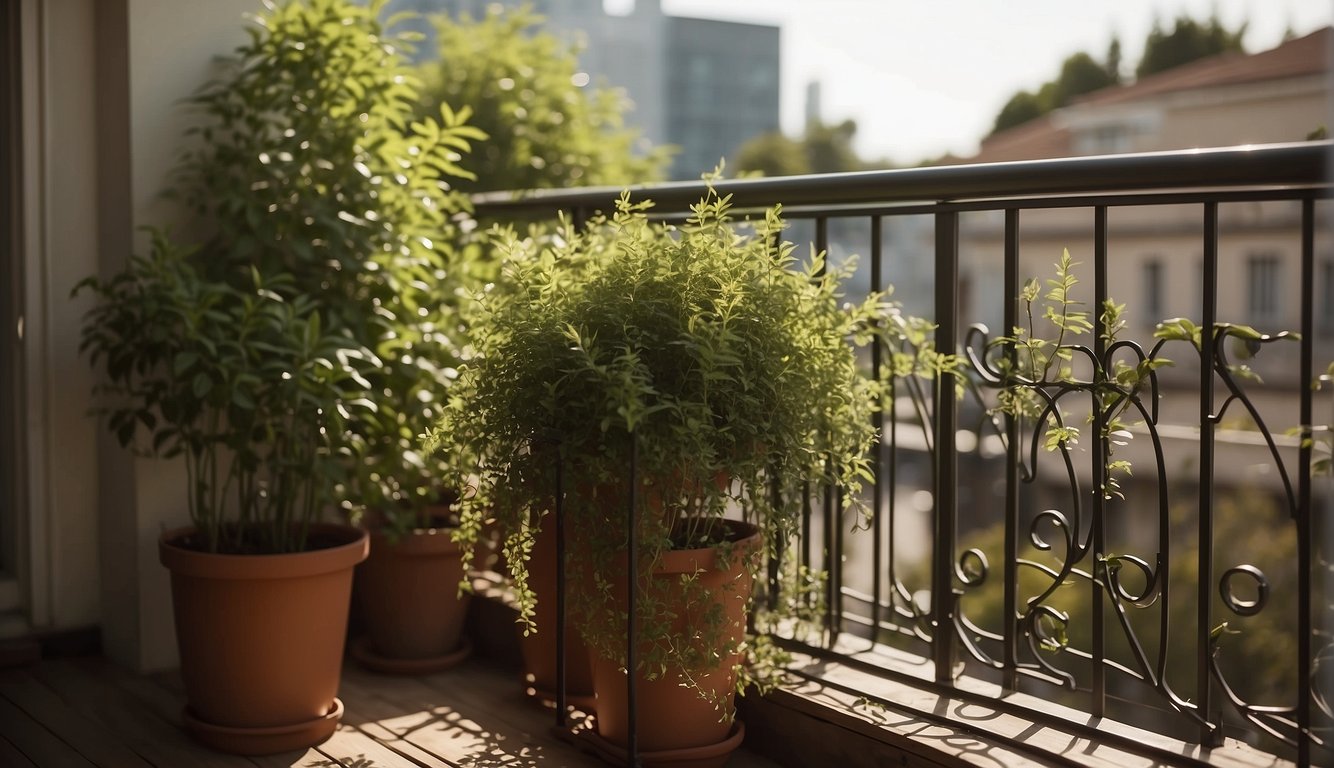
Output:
[1247,253,1281,323]
[1142,258,1164,322]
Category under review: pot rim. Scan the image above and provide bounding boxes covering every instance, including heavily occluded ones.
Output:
[655,519,761,576]
[159,523,369,580]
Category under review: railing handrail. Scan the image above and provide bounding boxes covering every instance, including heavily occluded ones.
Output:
[472,141,1331,216]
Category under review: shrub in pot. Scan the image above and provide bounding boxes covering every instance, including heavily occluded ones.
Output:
[76,233,373,754]
[78,0,488,749]
[434,190,884,761]
[171,0,488,672]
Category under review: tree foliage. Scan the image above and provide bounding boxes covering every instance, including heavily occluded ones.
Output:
[735,118,868,178]
[989,12,1248,136]
[1136,14,1247,78]
[172,0,486,527]
[734,132,810,177]
[415,5,668,193]
[990,50,1120,135]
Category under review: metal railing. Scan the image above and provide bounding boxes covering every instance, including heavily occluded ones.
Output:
[475,142,1333,767]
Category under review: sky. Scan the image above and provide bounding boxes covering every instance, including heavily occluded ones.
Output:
[652,0,1333,165]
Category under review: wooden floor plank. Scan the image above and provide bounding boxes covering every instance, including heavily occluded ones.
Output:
[0,693,98,768]
[333,679,460,768]
[338,668,520,766]
[28,658,261,768]
[340,662,597,767]
[0,731,39,768]
[0,668,156,768]
[149,666,430,768]
[3,655,779,768]
[314,723,439,768]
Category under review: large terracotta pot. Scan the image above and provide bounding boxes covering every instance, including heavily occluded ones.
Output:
[518,518,596,707]
[159,523,368,755]
[587,519,761,762]
[352,516,472,673]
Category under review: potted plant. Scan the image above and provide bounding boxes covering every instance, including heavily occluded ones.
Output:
[76,232,373,754]
[433,190,883,763]
[171,0,488,674]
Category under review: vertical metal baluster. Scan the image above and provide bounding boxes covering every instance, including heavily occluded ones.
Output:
[870,216,885,640]
[554,438,568,729]
[824,453,836,641]
[767,229,784,617]
[768,471,781,613]
[1298,197,1315,767]
[1198,202,1220,747]
[626,431,639,767]
[1091,206,1109,718]
[800,217,827,611]
[933,210,959,682]
[801,479,812,605]
[558,201,588,735]
[1002,209,1020,690]
[815,218,838,640]
[831,481,843,643]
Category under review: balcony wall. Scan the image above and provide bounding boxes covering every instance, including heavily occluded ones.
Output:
[10,0,257,671]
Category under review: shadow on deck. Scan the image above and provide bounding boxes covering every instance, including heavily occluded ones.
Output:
[0,653,780,768]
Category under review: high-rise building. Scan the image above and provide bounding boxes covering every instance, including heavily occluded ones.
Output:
[389,0,781,181]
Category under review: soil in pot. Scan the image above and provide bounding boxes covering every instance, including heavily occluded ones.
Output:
[159,523,368,755]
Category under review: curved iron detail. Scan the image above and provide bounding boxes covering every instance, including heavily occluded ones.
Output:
[1219,564,1270,618]
[490,147,1332,767]
[960,317,1190,719]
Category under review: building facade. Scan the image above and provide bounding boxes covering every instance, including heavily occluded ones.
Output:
[392,0,780,181]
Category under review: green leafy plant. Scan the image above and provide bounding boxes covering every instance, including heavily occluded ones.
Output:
[75,233,372,554]
[415,3,669,193]
[173,0,487,534]
[430,188,887,706]
[991,249,1172,500]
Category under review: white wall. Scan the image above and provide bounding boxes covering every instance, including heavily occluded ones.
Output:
[21,0,259,671]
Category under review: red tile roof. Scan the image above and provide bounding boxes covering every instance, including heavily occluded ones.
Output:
[960,26,1332,164]
[1078,25,1330,108]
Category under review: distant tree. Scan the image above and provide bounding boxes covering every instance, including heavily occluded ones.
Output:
[1136,14,1247,78]
[734,132,811,177]
[991,90,1046,135]
[989,52,1116,136]
[1105,35,1124,85]
[734,118,867,177]
[415,5,669,193]
[804,119,864,174]
[1051,51,1119,108]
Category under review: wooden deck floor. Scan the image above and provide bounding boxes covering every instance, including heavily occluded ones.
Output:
[0,654,780,768]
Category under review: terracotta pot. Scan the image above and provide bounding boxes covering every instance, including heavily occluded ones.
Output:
[587,519,761,758]
[159,523,368,755]
[352,516,472,673]
[518,518,595,706]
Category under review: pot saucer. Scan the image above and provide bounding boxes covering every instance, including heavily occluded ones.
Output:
[182,698,343,755]
[560,716,745,768]
[350,635,473,674]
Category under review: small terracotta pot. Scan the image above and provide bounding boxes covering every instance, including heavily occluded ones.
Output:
[353,516,472,672]
[518,518,595,706]
[159,523,368,755]
[588,519,761,757]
